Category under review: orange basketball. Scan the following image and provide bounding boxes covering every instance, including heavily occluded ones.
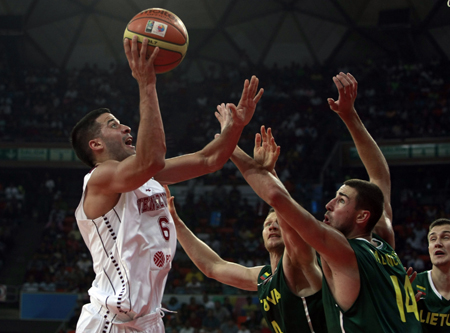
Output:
[124,8,189,74]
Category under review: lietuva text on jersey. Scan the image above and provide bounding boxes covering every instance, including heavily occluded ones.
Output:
[260,287,281,311]
[419,310,450,327]
[137,193,168,214]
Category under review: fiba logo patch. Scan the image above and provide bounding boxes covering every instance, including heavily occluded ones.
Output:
[153,251,165,267]
[157,24,165,33]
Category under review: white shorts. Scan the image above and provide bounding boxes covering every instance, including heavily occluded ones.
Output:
[76,302,165,333]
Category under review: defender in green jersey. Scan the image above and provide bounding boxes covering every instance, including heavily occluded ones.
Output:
[322,235,421,332]
[413,218,450,332]
[257,253,326,332]
[167,72,402,332]
[166,129,325,332]
[248,73,421,332]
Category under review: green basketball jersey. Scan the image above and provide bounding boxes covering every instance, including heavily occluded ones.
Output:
[322,235,422,332]
[257,254,327,333]
[413,270,450,332]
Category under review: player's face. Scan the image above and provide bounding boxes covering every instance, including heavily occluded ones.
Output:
[324,185,359,236]
[428,224,450,267]
[262,212,284,252]
[97,113,135,161]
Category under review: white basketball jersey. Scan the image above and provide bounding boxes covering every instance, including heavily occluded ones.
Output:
[75,169,176,325]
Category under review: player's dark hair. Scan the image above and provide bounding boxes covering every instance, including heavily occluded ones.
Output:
[343,179,384,232]
[70,108,111,168]
[429,218,450,232]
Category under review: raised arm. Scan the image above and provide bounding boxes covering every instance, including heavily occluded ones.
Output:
[231,126,323,294]
[82,37,166,218]
[164,186,261,291]
[155,76,264,185]
[93,37,165,190]
[328,73,394,247]
[231,126,354,263]
[232,136,359,309]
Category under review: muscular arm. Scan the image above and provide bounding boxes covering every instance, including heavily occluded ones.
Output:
[155,76,263,185]
[83,38,165,217]
[231,128,358,309]
[165,186,261,291]
[231,141,355,260]
[154,123,248,185]
[329,73,394,247]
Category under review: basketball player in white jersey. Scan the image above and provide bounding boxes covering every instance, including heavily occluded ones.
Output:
[70,35,263,333]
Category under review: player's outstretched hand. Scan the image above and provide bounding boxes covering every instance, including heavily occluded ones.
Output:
[227,76,264,128]
[327,72,358,117]
[254,125,280,175]
[124,35,159,87]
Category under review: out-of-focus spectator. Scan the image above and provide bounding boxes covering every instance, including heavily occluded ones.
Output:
[39,273,56,292]
[212,300,230,323]
[202,293,215,310]
[220,318,239,333]
[22,274,39,292]
[202,309,220,332]
[186,276,203,293]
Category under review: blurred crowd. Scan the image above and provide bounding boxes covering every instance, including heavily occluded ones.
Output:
[0,57,449,331]
[1,58,449,179]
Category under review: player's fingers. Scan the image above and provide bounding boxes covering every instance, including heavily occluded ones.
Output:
[332,76,344,92]
[216,103,225,115]
[276,146,281,158]
[140,37,148,59]
[131,35,140,62]
[227,103,237,119]
[261,125,268,143]
[270,135,278,151]
[266,127,273,144]
[328,98,338,110]
[163,185,171,199]
[253,88,264,104]
[123,38,132,59]
[338,72,351,87]
[415,291,422,303]
[163,186,178,217]
[239,79,250,104]
[248,76,259,99]
[255,133,262,148]
[148,46,159,66]
[348,73,358,98]
[347,73,357,85]
[269,137,277,152]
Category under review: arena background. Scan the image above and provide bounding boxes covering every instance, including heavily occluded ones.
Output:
[0,1,449,332]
